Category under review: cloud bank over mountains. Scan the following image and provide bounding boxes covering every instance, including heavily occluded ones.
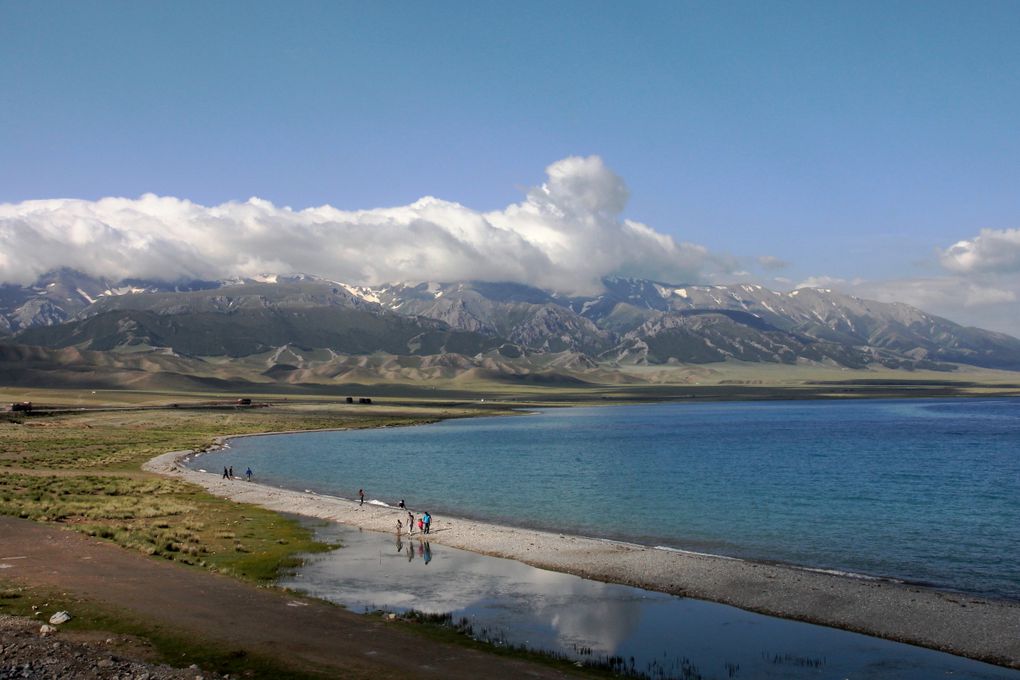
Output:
[0,156,736,294]
[3,154,1017,336]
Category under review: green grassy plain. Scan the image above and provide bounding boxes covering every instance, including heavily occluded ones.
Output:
[0,403,467,580]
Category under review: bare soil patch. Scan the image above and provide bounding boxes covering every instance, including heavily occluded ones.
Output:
[0,516,575,679]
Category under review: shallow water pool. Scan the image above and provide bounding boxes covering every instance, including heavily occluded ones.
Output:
[280,522,1019,680]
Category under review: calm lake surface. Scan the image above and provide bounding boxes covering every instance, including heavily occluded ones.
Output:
[279,523,1020,680]
[200,397,1020,599]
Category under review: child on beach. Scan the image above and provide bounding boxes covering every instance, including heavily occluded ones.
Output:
[396,519,402,533]
[359,488,365,506]
[418,516,424,534]
[407,512,414,535]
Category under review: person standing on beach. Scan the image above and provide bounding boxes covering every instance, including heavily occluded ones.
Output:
[228,466,234,479]
[407,512,414,535]
[359,488,365,506]
[396,519,402,534]
[423,512,431,535]
[245,466,252,481]
[222,467,228,479]
[417,516,424,534]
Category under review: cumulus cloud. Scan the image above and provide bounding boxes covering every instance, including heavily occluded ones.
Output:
[0,156,735,294]
[939,228,1020,274]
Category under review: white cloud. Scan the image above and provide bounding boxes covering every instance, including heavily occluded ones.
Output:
[0,156,735,295]
[795,275,846,289]
[757,255,789,270]
[855,277,1016,309]
[939,228,1020,274]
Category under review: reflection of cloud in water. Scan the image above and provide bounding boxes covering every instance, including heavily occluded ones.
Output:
[548,594,644,653]
[445,550,645,652]
[281,526,644,653]
[280,526,1020,680]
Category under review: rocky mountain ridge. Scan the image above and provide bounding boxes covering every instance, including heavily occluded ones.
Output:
[3,269,1020,372]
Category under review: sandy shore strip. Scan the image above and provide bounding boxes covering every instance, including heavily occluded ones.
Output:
[146,444,1020,670]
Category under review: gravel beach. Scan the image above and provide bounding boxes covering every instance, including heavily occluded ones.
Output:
[146,444,1020,670]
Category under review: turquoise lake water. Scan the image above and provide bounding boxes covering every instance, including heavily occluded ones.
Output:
[197,397,1020,600]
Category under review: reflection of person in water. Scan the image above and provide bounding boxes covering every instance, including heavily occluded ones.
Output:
[395,533,403,553]
[405,542,414,562]
[423,542,432,565]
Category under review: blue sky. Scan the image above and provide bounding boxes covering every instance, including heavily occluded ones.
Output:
[2,1,1020,334]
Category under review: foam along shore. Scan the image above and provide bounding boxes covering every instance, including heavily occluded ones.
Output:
[145,444,1020,670]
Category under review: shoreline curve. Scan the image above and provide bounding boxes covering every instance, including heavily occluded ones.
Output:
[145,442,1020,670]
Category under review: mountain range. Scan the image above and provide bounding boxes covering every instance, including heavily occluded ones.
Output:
[2,268,1019,388]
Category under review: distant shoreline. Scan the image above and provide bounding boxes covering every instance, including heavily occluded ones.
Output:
[147,440,1020,670]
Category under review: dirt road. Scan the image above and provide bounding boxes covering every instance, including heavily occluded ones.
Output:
[0,516,574,679]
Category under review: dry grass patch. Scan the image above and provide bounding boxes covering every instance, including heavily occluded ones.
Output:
[0,409,436,469]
